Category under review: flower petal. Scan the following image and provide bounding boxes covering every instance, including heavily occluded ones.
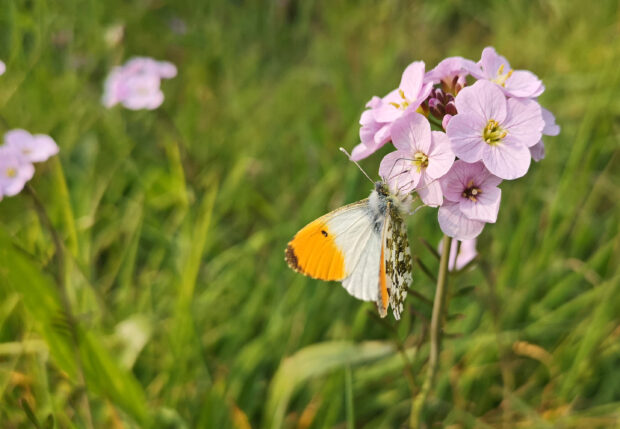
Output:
[426,131,455,179]
[504,70,544,98]
[31,134,60,162]
[156,61,177,79]
[541,107,560,136]
[440,160,486,202]
[4,129,32,147]
[424,56,480,84]
[459,186,501,223]
[417,175,443,207]
[479,47,510,80]
[391,111,431,153]
[482,140,531,180]
[442,114,452,130]
[530,140,545,162]
[446,112,486,163]
[503,98,544,147]
[379,150,420,193]
[455,80,507,123]
[399,61,425,100]
[438,202,485,240]
[374,90,403,123]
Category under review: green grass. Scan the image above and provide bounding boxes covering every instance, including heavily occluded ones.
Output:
[1,0,620,427]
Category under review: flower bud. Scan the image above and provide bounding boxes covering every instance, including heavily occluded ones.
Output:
[445,101,457,116]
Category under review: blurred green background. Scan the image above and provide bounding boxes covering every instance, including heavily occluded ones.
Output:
[1,0,619,427]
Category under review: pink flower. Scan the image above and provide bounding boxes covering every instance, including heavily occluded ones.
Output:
[350,61,433,161]
[446,80,544,180]
[102,57,177,110]
[424,56,478,94]
[530,107,560,162]
[379,111,454,206]
[0,146,34,199]
[470,47,544,99]
[4,129,59,163]
[0,60,5,76]
[438,161,502,239]
[438,238,477,271]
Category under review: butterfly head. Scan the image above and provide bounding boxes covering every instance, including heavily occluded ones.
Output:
[375,181,390,197]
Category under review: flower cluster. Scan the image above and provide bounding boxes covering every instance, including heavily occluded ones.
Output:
[352,47,559,239]
[0,60,5,76]
[102,57,177,110]
[0,130,59,200]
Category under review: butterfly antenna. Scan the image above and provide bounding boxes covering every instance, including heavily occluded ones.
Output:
[339,147,374,184]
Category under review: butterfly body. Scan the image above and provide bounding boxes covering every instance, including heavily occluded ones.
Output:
[286,182,411,319]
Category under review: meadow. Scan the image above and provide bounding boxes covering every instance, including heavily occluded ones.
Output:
[1,0,619,427]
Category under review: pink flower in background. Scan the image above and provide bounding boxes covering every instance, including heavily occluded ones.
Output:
[4,129,59,163]
[447,80,544,180]
[123,57,177,79]
[470,47,544,99]
[530,107,560,162]
[350,62,433,161]
[102,57,177,110]
[379,111,454,206]
[0,146,35,199]
[0,60,5,76]
[438,238,477,271]
[0,130,59,200]
[438,161,502,239]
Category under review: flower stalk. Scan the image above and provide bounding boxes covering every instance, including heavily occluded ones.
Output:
[410,234,452,428]
[26,184,94,429]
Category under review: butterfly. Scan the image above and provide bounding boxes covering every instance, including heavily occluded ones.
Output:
[285,180,412,319]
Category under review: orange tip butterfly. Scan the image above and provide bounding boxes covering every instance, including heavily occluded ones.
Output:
[285,149,412,319]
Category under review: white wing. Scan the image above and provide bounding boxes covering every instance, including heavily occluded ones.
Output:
[326,201,383,302]
[340,226,382,301]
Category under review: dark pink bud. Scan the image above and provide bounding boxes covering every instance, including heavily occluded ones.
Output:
[445,101,457,116]
[429,98,445,118]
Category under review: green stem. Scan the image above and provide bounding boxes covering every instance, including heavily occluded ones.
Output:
[26,184,94,429]
[427,115,444,131]
[410,234,452,428]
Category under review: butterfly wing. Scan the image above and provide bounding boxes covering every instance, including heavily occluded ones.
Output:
[286,199,383,302]
[381,201,411,320]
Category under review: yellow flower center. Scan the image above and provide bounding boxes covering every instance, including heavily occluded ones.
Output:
[492,64,513,87]
[483,119,507,146]
[6,167,17,178]
[462,180,482,202]
[412,151,429,172]
[389,89,411,111]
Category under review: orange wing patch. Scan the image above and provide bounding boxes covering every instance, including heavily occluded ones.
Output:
[285,219,346,281]
[378,241,389,317]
